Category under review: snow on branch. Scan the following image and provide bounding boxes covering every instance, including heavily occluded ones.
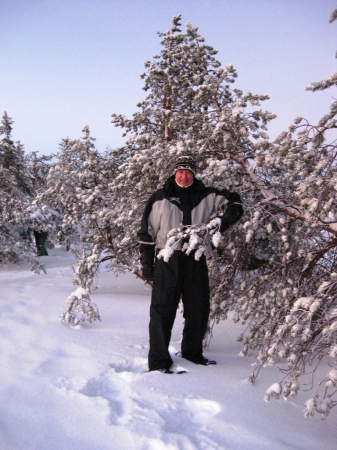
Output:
[157,218,222,262]
[61,287,101,326]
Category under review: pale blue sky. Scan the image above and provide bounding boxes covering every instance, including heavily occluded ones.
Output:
[0,0,336,155]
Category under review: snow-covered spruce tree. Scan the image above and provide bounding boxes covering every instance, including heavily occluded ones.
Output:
[37,126,111,324]
[0,112,56,270]
[0,112,34,197]
[106,15,273,277]
[38,126,96,256]
[27,151,55,192]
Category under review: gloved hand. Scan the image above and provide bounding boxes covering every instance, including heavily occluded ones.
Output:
[141,265,154,281]
[140,243,155,281]
[219,218,230,233]
[219,202,244,232]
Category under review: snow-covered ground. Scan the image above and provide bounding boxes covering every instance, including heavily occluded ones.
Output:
[1,248,336,450]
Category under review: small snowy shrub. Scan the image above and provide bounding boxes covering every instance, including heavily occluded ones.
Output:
[62,287,101,326]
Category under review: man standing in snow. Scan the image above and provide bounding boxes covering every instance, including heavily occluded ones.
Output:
[138,155,243,373]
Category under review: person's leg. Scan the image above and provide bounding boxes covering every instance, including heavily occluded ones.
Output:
[181,254,210,363]
[148,253,182,371]
[36,237,48,256]
[40,238,48,256]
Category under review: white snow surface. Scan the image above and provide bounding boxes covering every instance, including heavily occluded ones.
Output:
[1,248,336,450]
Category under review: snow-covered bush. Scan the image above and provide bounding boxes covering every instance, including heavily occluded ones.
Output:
[0,112,55,269]
[37,126,115,277]
[213,8,337,420]
[62,287,101,325]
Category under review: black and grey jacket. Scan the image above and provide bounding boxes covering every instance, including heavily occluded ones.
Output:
[138,176,243,268]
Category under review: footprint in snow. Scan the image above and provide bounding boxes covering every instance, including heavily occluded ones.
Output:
[109,357,148,374]
[78,357,147,425]
[128,343,149,352]
[80,369,133,425]
[161,397,221,435]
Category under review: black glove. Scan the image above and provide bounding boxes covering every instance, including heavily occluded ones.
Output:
[219,202,244,232]
[139,243,155,281]
[141,264,154,281]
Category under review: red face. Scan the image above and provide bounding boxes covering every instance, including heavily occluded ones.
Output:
[175,169,194,187]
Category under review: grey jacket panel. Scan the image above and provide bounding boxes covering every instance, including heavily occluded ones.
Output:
[148,198,183,248]
[191,192,228,225]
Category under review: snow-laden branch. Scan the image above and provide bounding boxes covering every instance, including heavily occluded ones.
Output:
[157,218,222,262]
[231,146,337,236]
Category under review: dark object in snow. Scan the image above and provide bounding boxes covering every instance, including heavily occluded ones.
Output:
[33,230,49,256]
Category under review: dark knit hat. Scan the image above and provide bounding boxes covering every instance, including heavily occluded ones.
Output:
[173,155,197,177]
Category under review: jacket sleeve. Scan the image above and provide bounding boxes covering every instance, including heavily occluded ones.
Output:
[218,189,244,232]
[137,196,156,269]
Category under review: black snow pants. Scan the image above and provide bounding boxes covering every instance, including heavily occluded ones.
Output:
[148,250,210,371]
